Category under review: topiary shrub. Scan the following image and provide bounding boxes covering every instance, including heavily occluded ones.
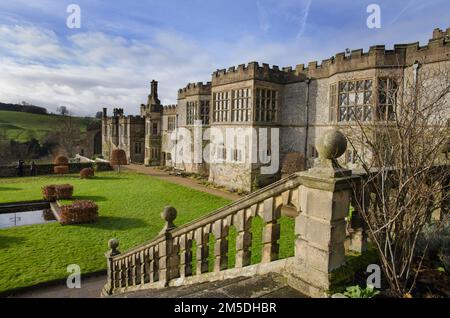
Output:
[42,185,57,201]
[42,209,56,221]
[54,165,69,174]
[59,200,98,225]
[55,184,74,200]
[54,155,69,166]
[80,167,95,179]
[110,149,128,173]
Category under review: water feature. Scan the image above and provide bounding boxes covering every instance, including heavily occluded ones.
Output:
[0,209,56,229]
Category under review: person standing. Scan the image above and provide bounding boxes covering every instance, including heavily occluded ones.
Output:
[17,160,24,177]
[30,161,37,176]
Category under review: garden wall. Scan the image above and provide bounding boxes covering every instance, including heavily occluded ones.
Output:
[0,162,112,178]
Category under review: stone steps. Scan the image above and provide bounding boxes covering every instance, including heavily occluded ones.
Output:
[111,273,308,298]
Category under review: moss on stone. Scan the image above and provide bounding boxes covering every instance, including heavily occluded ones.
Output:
[328,246,379,295]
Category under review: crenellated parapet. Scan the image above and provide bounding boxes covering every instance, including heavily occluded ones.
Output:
[291,27,450,79]
[212,61,304,86]
[163,104,177,115]
[177,82,211,99]
[119,115,145,125]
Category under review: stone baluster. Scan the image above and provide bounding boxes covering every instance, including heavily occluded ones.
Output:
[212,219,229,272]
[118,259,123,288]
[195,226,209,274]
[234,209,252,267]
[158,206,179,286]
[179,233,193,277]
[261,197,281,263]
[102,238,121,296]
[292,129,356,297]
[139,250,147,285]
[148,246,157,283]
[124,256,130,287]
[131,254,138,285]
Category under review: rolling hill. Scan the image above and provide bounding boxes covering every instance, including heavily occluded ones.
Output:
[0,110,94,143]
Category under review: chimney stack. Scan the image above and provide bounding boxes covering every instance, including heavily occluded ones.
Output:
[151,80,158,99]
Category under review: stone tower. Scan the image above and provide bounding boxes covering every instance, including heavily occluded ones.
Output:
[141,80,163,166]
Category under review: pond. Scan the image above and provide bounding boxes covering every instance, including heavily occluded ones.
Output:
[0,209,56,229]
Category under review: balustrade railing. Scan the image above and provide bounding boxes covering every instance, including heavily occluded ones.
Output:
[102,172,303,295]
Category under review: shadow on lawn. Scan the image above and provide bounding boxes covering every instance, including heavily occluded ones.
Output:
[81,216,147,230]
[0,187,21,191]
[0,235,26,249]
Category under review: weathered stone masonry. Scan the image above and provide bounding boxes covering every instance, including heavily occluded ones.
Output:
[102,27,450,191]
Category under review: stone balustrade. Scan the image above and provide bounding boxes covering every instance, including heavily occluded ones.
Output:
[103,129,450,297]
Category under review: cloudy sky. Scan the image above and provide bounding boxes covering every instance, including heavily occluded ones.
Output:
[0,0,449,116]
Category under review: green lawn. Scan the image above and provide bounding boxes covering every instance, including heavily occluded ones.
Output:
[0,110,92,143]
[0,171,295,293]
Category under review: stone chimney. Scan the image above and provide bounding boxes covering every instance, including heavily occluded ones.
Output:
[102,107,107,118]
[151,80,158,100]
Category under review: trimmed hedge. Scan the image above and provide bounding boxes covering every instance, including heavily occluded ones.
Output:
[80,168,95,179]
[54,155,69,166]
[59,200,98,225]
[42,185,57,201]
[54,165,69,174]
[55,184,73,200]
[42,184,73,201]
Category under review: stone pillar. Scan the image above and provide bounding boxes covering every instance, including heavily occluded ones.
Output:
[102,238,120,296]
[347,183,368,253]
[289,129,356,297]
[158,206,179,286]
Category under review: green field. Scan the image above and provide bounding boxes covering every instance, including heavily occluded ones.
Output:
[0,171,295,293]
[0,110,92,143]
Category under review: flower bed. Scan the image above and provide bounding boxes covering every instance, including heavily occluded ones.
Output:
[59,200,98,225]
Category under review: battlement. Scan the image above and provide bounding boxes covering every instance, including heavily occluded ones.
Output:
[290,27,450,79]
[123,115,145,124]
[177,82,211,99]
[211,61,303,86]
[163,104,177,115]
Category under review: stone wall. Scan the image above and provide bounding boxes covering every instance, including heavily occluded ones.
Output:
[0,162,112,178]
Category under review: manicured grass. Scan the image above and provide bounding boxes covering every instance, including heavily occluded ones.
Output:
[0,171,295,293]
[0,110,92,143]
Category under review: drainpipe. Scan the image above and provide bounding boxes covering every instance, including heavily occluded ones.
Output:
[303,77,311,169]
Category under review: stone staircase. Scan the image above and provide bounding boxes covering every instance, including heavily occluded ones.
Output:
[111,273,307,298]
[102,130,371,298]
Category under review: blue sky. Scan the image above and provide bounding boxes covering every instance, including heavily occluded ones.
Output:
[0,0,448,116]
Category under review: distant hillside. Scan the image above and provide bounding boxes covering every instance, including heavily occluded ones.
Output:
[0,110,96,143]
[0,102,47,115]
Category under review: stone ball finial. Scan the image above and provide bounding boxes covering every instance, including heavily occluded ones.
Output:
[161,206,177,222]
[160,206,177,234]
[108,238,119,250]
[316,129,347,160]
[108,238,120,256]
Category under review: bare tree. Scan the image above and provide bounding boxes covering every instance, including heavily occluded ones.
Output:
[46,115,80,157]
[56,105,70,116]
[342,64,450,297]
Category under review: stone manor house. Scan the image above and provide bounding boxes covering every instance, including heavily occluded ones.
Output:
[102,27,450,192]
